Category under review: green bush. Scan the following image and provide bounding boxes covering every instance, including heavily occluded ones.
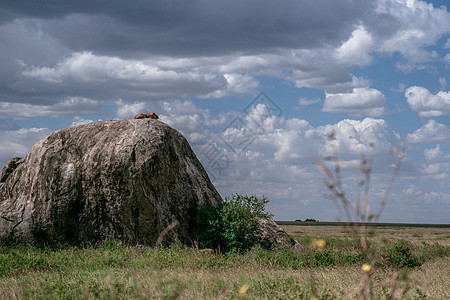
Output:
[195,194,273,253]
[383,240,421,269]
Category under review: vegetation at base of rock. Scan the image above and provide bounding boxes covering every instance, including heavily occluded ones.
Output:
[194,194,273,253]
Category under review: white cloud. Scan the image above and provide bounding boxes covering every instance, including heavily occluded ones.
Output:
[424,145,443,161]
[424,191,450,205]
[14,51,231,101]
[300,97,321,106]
[421,145,449,180]
[204,73,260,98]
[70,117,98,127]
[115,100,146,119]
[334,25,374,67]
[375,0,450,70]
[317,118,400,156]
[323,88,386,117]
[163,100,204,115]
[403,185,422,196]
[158,101,402,184]
[20,51,196,83]
[408,120,450,143]
[290,49,372,93]
[421,162,446,176]
[0,98,102,120]
[405,86,450,116]
[147,101,403,193]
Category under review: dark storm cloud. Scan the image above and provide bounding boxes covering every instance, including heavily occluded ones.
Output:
[1,0,372,57]
[1,0,448,112]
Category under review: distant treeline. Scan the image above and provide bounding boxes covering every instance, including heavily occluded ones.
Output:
[277,221,450,228]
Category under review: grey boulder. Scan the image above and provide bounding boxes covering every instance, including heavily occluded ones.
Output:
[256,218,304,251]
[0,119,222,246]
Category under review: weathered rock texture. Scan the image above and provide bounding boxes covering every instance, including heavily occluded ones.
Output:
[256,218,304,251]
[1,157,24,183]
[0,119,222,246]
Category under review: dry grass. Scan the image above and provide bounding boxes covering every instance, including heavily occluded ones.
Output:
[0,224,448,299]
[282,224,450,247]
[282,224,450,299]
[2,261,448,299]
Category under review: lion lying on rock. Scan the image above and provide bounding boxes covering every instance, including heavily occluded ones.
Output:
[134,113,159,119]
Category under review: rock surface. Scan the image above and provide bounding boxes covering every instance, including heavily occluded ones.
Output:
[255,218,304,251]
[0,157,24,183]
[0,119,222,246]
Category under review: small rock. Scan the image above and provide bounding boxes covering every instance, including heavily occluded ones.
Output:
[255,218,304,251]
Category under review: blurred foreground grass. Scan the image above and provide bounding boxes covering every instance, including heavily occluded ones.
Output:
[0,225,448,299]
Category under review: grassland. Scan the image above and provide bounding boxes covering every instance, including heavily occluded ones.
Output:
[0,224,448,299]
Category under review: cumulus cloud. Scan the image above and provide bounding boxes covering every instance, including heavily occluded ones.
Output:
[143,99,402,187]
[16,52,228,100]
[424,145,443,161]
[408,120,450,143]
[420,143,450,180]
[421,162,447,179]
[317,118,400,156]
[0,0,447,117]
[157,99,402,180]
[374,0,450,70]
[334,25,374,67]
[405,86,450,116]
[204,73,260,98]
[115,100,147,119]
[322,88,386,117]
[0,98,102,120]
[167,104,405,220]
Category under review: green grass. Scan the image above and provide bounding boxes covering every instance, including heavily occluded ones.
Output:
[0,235,448,299]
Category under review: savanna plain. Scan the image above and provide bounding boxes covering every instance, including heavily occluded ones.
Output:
[0,223,448,299]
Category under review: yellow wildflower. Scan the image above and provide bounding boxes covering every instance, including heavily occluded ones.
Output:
[238,284,250,296]
[316,239,326,250]
[310,238,326,251]
[362,263,371,273]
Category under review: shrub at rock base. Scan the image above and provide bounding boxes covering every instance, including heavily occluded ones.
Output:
[195,194,274,253]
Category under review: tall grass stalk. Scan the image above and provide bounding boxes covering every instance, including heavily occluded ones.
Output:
[315,131,408,299]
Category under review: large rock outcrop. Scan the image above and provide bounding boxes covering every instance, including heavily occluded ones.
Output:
[0,119,222,246]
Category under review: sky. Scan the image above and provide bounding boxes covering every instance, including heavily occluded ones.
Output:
[0,0,449,223]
